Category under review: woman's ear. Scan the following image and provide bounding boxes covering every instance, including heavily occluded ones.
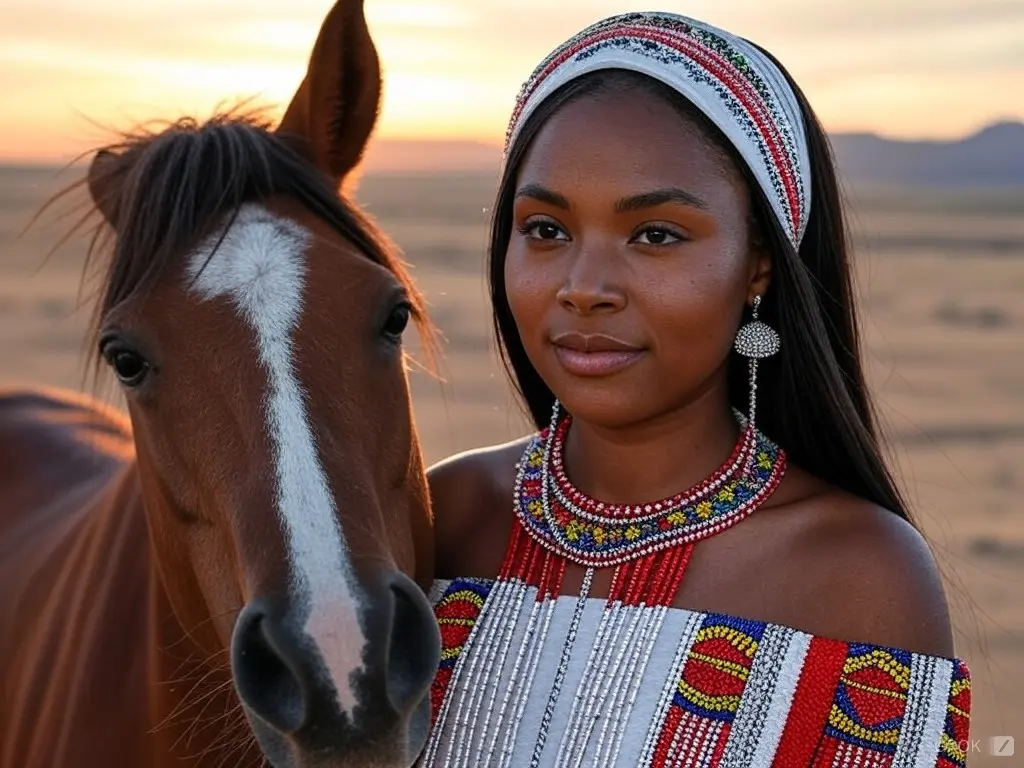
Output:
[746,224,772,301]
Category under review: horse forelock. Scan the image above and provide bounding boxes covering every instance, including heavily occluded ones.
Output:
[62,106,439,379]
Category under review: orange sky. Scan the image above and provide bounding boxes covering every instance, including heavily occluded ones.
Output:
[2,0,1022,162]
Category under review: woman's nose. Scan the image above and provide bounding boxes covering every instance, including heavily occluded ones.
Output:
[555,246,627,315]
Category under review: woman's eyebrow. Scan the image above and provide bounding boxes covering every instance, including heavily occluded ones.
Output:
[515,183,570,209]
[614,188,708,212]
[513,183,708,212]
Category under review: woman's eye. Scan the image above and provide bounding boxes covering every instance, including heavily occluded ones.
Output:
[521,221,569,241]
[633,227,683,246]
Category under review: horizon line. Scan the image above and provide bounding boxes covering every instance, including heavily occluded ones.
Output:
[2,118,1021,168]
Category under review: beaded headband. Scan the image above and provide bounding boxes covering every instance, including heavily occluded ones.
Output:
[503,11,812,248]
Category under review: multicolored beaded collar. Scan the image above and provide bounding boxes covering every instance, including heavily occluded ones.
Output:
[514,406,787,568]
[502,11,812,248]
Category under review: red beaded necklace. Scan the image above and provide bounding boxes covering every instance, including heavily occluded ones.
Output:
[513,403,786,570]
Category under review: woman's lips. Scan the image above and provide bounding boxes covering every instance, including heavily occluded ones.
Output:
[551,341,645,377]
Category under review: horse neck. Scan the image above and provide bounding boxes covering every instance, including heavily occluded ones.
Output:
[74,459,245,766]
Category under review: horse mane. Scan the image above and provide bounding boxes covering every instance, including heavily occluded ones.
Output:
[37,104,438,383]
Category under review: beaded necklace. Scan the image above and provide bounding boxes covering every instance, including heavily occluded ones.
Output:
[419,404,787,768]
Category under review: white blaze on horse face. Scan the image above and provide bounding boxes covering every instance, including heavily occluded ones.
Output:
[186,203,364,715]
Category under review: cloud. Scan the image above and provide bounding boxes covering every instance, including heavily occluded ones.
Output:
[774,0,1024,35]
[814,66,1024,137]
[422,0,1024,138]
[366,2,474,29]
[1,0,1020,160]
[779,17,1024,85]
[0,2,474,67]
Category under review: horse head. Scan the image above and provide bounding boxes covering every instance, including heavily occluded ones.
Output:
[82,1,440,764]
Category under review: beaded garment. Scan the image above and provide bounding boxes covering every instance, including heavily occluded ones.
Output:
[417,426,972,768]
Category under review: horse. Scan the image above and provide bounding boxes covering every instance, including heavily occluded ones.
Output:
[0,1,442,766]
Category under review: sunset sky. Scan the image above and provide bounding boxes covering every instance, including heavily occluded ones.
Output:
[1,0,1022,162]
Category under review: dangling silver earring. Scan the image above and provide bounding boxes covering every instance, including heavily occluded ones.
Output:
[733,295,779,436]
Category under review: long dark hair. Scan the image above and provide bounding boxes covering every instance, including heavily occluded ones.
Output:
[487,61,915,524]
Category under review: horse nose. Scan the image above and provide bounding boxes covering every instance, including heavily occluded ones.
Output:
[230,571,440,762]
[383,570,441,717]
[231,599,311,734]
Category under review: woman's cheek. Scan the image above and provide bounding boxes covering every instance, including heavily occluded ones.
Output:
[642,246,750,357]
[505,247,551,329]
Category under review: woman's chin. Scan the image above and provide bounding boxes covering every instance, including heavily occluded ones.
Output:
[534,353,660,429]
[547,389,656,431]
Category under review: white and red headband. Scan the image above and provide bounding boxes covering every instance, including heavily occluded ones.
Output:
[503,12,812,248]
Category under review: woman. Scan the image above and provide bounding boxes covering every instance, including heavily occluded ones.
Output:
[421,11,971,767]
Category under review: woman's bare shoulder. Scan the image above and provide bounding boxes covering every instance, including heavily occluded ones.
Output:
[768,476,956,657]
[427,434,536,575]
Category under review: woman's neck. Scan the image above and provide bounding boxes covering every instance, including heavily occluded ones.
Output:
[560,391,742,505]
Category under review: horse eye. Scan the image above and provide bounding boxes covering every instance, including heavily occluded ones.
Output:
[382,302,411,340]
[105,347,150,386]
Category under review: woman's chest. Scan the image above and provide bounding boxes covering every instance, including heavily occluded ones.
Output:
[439,498,819,624]
[415,577,963,768]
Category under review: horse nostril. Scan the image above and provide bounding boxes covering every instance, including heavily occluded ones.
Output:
[231,602,307,734]
[385,571,442,715]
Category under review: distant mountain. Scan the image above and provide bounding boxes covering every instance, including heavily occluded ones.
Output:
[360,121,1024,187]
[829,121,1024,187]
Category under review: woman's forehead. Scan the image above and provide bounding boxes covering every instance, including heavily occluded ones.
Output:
[516,90,744,204]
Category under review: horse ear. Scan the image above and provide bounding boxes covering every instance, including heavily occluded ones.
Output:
[276,0,381,187]
[87,149,125,229]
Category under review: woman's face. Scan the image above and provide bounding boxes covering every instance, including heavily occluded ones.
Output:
[505,83,771,428]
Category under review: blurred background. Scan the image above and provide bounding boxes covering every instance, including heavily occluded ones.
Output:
[1,1,1021,763]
